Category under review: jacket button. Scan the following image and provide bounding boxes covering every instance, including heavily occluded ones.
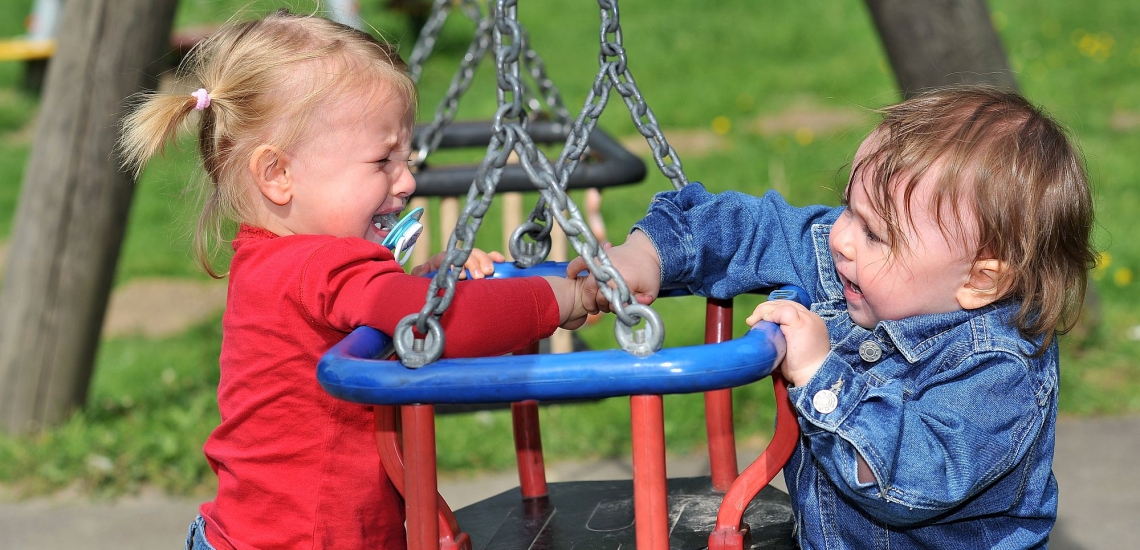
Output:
[812,389,838,414]
[859,340,882,362]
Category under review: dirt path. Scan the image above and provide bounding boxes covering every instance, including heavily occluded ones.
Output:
[0,239,227,339]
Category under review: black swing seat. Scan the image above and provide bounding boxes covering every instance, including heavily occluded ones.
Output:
[412,120,647,196]
[454,476,796,550]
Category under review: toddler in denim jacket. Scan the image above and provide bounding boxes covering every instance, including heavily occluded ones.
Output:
[570,86,1095,549]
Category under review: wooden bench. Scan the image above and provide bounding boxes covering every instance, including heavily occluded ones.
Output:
[0,38,55,61]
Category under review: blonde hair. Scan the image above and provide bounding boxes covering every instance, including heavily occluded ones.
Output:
[848,85,1096,354]
[119,9,416,277]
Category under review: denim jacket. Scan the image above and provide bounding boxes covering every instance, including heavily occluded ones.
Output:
[635,184,1058,549]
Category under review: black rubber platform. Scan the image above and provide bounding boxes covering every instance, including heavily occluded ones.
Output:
[453,476,796,549]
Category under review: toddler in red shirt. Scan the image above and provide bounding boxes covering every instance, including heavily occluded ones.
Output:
[119,10,588,550]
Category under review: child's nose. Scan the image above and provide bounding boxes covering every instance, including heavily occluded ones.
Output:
[392,165,416,198]
[831,217,856,260]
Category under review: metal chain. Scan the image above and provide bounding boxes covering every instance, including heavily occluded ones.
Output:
[411,0,494,165]
[598,0,688,190]
[394,0,525,367]
[499,0,663,353]
[408,0,568,166]
[510,0,686,326]
[519,25,572,124]
[395,0,677,365]
[405,0,454,84]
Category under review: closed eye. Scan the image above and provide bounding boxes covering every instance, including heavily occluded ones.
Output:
[862,223,882,244]
[377,151,413,167]
[375,157,410,170]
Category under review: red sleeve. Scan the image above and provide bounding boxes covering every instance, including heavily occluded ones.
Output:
[298,238,560,358]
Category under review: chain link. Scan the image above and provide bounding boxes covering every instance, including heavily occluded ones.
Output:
[396,0,684,365]
[520,25,571,125]
[410,0,494,166]
[408,0,571,167]
[405,0,454,84]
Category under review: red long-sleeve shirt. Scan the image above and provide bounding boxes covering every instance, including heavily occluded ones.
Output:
[200,225,560,549]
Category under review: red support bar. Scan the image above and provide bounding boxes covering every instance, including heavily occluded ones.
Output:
[376,407,470,550]
[375,405,403,495]
[630,395,669,550]
[704,298,739,491]
[705,388,737,491]
[709,375,800,549]
[511,342,548,499]
[512,400,548,498]
[402,404,440,550]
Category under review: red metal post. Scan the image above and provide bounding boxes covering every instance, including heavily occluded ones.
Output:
[402,404,439,550]
[512,399,549,498]
[704,297,739,491]
[375,405,403,495]
[375,407,470,549]
[511,342,548,499]
[630,394,669,550]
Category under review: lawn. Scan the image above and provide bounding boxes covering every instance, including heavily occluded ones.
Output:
[0,0,1137,496]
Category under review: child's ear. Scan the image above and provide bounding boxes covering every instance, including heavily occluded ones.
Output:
[249,144,291,206]
[956,258,1010,310]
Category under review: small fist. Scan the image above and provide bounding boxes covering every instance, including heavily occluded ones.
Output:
[747,300,830,387]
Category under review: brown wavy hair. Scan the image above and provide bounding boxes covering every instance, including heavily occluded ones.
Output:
[119,9,416,277]
[847,85,1096,354]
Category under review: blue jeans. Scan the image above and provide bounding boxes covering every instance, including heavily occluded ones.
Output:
[184,515,217,550]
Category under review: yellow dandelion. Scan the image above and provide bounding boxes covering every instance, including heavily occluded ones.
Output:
[795,127,815,146]
[712,116,732,135]
[1077,32,1114,61]
[1114,267,1134,287]
[1092,252,1111,281]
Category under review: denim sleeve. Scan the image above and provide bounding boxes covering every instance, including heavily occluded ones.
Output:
[788,349,1046,525]
[632,183,839,299]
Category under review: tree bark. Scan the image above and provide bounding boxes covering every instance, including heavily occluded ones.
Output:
[863,0,1018,99]
[0,0,179,434]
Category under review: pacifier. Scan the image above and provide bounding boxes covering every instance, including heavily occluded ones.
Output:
[376,207,424,266]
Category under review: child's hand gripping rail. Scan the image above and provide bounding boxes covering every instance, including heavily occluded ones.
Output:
[317,261,797,404]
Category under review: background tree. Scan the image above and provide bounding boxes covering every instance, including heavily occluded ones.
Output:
[0,0,179,434]
[864,0,1018,98]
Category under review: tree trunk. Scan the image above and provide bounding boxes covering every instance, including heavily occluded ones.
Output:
[863,0,1018,98]
[0,0,179,434]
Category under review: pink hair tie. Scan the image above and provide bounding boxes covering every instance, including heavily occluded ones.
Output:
[191,88,211,111]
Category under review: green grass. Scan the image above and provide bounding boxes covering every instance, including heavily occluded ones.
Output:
[1,0,1139,497]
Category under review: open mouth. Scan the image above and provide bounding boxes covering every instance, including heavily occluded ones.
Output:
[372,212,400,235]
[841,274,863,296]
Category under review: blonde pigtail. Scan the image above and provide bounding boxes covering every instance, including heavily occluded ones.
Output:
[118,90,210,178]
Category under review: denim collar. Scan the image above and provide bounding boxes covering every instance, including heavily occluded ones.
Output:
[878,305,998,363]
